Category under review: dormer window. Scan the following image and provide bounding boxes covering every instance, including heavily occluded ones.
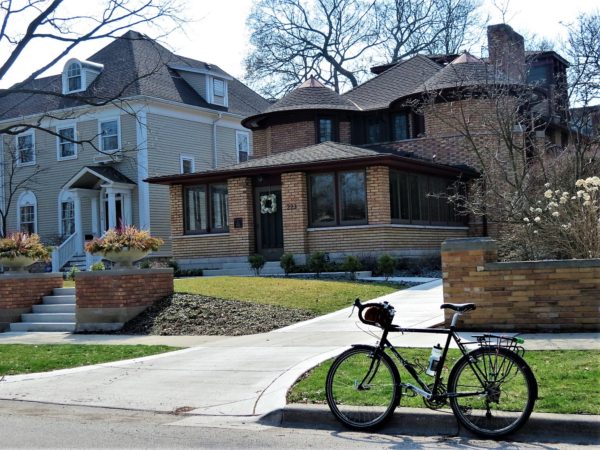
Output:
[62,58,104,94]
[67,62,82,92]
[213,78,225,97]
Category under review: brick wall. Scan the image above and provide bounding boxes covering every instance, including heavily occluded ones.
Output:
[0,273,63,331]
[282,172,309,254]
[339,121,351,143]
[442,237,600,331]
[75,268,173,331]
[268,121,316,154]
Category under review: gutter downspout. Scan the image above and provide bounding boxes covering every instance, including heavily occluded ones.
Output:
[212,112,222,169]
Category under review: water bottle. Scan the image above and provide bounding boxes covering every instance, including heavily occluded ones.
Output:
[426,344,443,376]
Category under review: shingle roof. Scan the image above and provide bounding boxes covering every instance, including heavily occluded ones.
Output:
[342,55,442,110]
[85,166,136,185]
[0,31,270,121]
[412,53,520,94]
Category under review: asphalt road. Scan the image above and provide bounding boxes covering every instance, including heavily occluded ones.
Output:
[0,400,593,449]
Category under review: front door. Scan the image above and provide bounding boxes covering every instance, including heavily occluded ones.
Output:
[255,187,284,260]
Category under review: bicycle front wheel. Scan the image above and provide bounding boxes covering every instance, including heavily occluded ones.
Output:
[326,346,400,430]
[448,347,537,438]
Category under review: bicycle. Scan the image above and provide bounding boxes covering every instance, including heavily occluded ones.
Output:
[325,299,538,439]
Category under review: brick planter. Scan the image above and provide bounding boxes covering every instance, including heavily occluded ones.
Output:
[0,273,63,331]
[75,268,174,332]
[442,237,600,332]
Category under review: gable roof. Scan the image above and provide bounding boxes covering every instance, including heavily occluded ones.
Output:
[342,55,442,110]
[0,31,270,121]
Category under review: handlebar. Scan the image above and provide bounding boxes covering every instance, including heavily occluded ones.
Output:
[353,298,396,329]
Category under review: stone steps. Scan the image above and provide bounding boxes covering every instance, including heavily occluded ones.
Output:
[10,287,77,332]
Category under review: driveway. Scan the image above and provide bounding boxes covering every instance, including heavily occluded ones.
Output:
[0,280,444,420]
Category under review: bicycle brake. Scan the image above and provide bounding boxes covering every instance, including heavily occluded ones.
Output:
[349,304,356,318]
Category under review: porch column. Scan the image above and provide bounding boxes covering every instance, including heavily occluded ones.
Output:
[91,196,99,235]
[227,177,254,256]
[366,166,391,225]
[281,172,308,256]
[107,191,117,229]
[123,192,132,226]
[73,194,83,251]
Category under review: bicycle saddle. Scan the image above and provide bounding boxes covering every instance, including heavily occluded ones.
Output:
[441,303,476,312]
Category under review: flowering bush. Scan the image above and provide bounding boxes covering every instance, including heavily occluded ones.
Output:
[520,176,600,259]
[85,226,164,254]
[0,232,51,261]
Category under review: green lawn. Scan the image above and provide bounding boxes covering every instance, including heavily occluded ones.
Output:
[0,344,180,376]
[288,349,600,415]
[174,276,399,314]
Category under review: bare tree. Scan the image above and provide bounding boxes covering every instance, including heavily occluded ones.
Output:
[245,0,485,98]
[0,0,182,236]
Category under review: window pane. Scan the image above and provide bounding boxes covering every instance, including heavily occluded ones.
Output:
[59,128,75,157]
[392,113,408,140]
[184,186,207,233]
[62,201,75,235]
[319,119,333,142]
[213,78,225,96]
[390,171,409,221]
[20,205,35,233]
[419,177,430,222]
[68,75,81,91]
[182,159,193,174]
[339,171,366,222]
[310,174,335,226]
[237,132,249,161]
[408,175,421,221]
[101,120,119,151]
[18,134,34,163]
[210,184,228,231]
[367,119,383,144]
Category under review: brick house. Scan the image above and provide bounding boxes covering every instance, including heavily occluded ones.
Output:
[148,24,571,269]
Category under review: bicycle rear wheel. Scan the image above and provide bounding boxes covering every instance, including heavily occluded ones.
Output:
[325,346,400,430]
[448,347,537,438]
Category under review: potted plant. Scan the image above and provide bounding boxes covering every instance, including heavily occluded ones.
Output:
[85,226,164,269]
[0,232,51,272]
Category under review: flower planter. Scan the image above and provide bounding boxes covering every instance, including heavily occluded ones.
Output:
[0,255,37,272]
[101,249,150,269]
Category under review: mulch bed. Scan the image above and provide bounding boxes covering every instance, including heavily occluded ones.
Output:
[118,293,317,336]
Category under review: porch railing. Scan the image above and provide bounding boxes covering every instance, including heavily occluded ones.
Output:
[51,232,80,272]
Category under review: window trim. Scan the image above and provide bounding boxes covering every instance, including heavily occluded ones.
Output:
[98,117,121,153]
[180,154,195,174]
[183,183,229,235]
[308,170,368,227]
[17,190,37,234]
[16,130,35,166]
[63,61,84,94]
[56,124,78,161]
[235,130,251,163]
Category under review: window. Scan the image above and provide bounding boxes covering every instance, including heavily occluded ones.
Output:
[184,183,229,234]
[100,119,119,152]
[366,118,383,144]
[17,132,35,165]
[213,78,225,97]
[61,201,75,236]
[389,171,464,226]
[236,131,250,162]
[180,155,195,174]
[58,126,77,160]
[309,170,367,227]
[527,65,549,84]
[17,191,37,234]
[318,118,335,142]
[392,113,409,141]
[66,62,82,92]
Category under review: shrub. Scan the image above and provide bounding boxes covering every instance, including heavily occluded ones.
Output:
[85,226,163,254]
[248,254,266,276]
[0,232,51,261]
[308,251,327,278]
[66,266,79,281]
[90,261,105,271]
[341,255,362,280]
[167,260,180,272]
[377,254,396,281]
[280,253,295,276]
[138,259,151,269]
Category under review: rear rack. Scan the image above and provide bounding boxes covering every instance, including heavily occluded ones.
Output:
[473,334,526,357]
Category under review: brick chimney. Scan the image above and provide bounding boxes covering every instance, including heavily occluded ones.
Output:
[487,24,525,82]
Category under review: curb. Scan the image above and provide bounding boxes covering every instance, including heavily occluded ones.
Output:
[261,405,600,444]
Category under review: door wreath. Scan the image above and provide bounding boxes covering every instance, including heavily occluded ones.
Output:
[260,193,277,214]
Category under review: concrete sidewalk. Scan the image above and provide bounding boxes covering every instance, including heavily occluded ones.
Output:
[0,279,598,439]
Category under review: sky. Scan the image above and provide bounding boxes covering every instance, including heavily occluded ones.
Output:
[0,0,598,89]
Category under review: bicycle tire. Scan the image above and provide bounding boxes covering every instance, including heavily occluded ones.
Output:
[448,346,537,438]
[326,345,401,430]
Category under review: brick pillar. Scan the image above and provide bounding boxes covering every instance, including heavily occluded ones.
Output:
[366,166,391,224]
[441,237,498,326]
[339,121,351,144]
[228,177,255,256]
[169,185,183,236]
[282,172,308,256]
